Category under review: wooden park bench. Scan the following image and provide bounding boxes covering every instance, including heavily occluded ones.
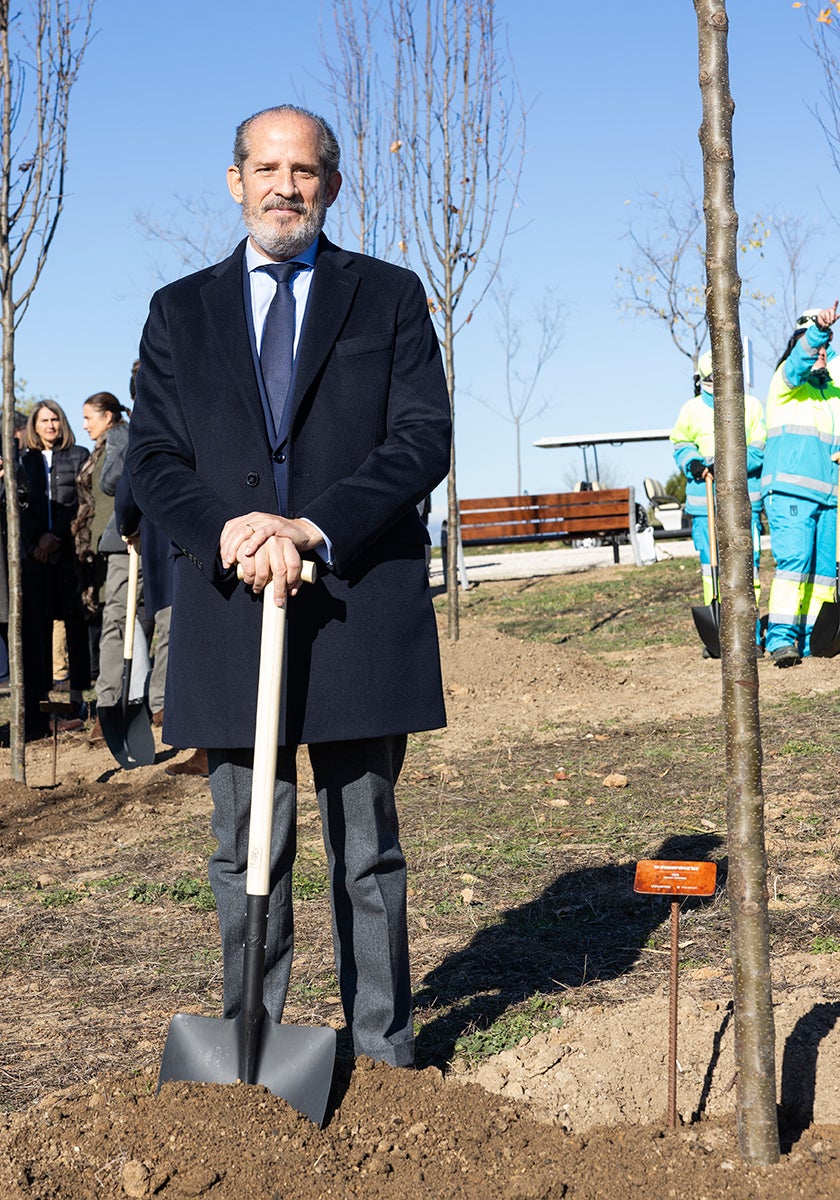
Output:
[441,487,644,585]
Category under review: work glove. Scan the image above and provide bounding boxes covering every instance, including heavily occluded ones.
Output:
[687,459,709,482]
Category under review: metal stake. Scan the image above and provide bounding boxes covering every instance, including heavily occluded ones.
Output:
[668,898,680,1128]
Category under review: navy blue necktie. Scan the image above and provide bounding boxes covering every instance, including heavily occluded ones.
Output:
[259,261,303,432]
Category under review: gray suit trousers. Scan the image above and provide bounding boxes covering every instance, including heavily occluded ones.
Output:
[206,734,413,1067]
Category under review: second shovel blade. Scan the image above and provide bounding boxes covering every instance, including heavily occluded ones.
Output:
[99,701,156,769]
[691,598,721,659]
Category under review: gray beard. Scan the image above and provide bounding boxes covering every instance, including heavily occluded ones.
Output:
[242,198,327,259]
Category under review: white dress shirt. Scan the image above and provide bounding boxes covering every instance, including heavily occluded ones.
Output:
[245,237,317,356]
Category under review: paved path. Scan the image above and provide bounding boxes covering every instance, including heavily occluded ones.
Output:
[429,538,690,584]
[428,535,773,585]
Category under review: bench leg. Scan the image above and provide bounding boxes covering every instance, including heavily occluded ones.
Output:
[457,536,469,591]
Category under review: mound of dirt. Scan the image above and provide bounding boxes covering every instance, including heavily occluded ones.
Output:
[457,975,840,1132]
[1,1061,839,1200]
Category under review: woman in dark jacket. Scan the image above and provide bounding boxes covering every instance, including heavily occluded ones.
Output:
[20,401,90,738]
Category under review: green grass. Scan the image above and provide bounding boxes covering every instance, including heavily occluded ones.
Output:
[86,874,129,890]
[453,993,564,1065]
[810,935,840,954]
[128,874,216,911]
[292,869,329,900]
[39,887,83,908]
[170,875,216,910]
[193,946,222,965]
[435,558,702,652]
[779,739,828,756]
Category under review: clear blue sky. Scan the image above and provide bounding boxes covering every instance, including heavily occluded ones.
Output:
[10,1,835,524]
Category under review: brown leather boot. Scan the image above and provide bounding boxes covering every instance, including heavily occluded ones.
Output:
[164,748,209,777]
[89,715,105,745]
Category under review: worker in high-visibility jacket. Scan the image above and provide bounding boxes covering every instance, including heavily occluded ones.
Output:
[762,302,840,666]
[671,350,766,652]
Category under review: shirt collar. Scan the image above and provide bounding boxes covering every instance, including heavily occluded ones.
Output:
[245,236,318,275]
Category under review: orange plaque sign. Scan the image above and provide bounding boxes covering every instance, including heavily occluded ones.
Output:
[634,859,717,897]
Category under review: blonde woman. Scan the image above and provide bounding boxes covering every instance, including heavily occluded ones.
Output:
[20,401,89,738]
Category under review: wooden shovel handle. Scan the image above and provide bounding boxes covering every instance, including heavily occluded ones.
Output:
[236,559,317,586]
[124,543,140,659]
[243,560,315,897]
[705,473,718,571]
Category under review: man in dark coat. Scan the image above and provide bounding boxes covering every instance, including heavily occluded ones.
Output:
[128,105,451,1067]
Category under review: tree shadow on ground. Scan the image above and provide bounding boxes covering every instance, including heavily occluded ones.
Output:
[780,1001,840,1147]
[415,833,725,1068]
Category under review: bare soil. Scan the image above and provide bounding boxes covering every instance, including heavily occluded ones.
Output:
[2,561,840,1198]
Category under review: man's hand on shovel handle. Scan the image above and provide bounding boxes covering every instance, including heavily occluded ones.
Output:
[221,512,324,605]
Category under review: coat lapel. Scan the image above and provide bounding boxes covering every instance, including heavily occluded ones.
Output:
[286,237,359,426]
[200,240,270,445]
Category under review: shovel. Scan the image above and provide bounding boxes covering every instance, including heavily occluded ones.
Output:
[691,472,721,659]
[810,453,840,657]
[158,558,336,1126]
[99,543,156,769]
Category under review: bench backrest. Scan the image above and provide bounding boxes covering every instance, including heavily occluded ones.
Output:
[459,489,633,543]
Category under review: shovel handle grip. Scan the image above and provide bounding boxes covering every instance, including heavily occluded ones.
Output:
[236,559,317,586]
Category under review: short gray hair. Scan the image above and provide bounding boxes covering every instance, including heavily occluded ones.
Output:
[232,105,341,176]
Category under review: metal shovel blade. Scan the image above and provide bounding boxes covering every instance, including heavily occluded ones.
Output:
[691,598,721,659]
[158,1012,336,1126]
[98,700,156,769]
[810,600,840,658]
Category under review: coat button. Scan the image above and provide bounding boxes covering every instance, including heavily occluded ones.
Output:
[273,450,286,464]
[246,472,259,486]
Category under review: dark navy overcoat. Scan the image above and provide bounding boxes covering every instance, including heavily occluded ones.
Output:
[128,236,451,749]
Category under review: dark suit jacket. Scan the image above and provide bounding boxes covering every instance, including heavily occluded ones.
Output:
[128,236,451,748]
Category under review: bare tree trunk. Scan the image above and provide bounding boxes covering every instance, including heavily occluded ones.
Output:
[693,0,780,1164]
[438,11,459,638]
[0,0,95,782]
[390,0,524,640]
[1,314,25,783]
[1,4,25,781]
[443,329,458,638]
